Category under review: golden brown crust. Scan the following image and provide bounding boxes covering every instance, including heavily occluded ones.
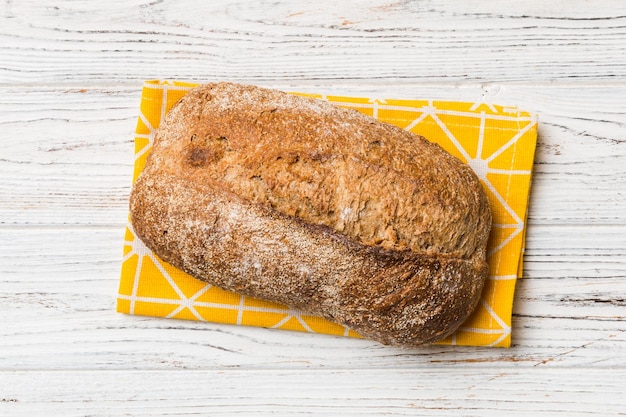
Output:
[129,82,492,346]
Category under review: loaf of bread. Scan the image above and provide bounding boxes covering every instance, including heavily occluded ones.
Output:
[129,82,492,347]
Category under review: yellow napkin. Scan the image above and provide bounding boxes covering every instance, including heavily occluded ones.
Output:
[117,80,538,348]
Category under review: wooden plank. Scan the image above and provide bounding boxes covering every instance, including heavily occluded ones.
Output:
[1,369,624,416]
[0,87,136,226]
[1,1,626,85]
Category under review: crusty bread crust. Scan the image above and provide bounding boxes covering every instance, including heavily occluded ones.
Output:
[130,82,492,346]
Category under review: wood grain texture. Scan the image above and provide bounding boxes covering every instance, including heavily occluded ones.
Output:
[2,369,625,416]
[1,0,625,415]
[1,1,626,86]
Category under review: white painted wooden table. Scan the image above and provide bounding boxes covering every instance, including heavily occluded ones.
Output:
[1,1,625,415]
